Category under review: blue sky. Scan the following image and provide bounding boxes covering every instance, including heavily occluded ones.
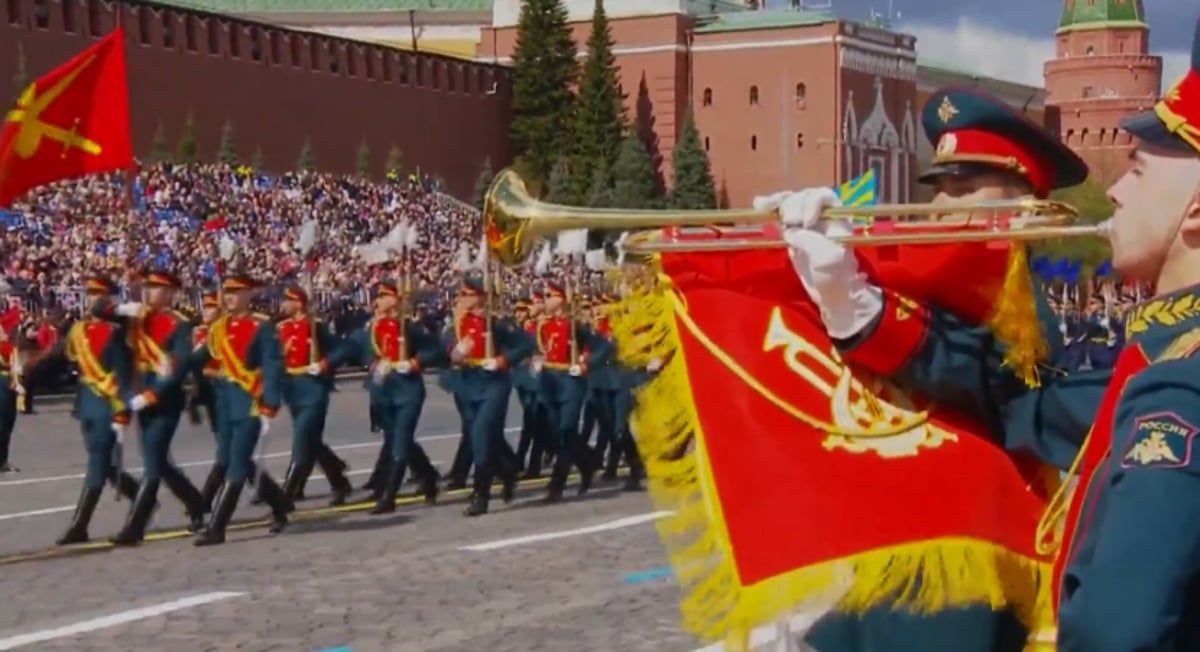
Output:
[774,0,1191,88]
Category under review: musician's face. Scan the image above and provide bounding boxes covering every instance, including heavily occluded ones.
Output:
[202,306,219,323]
[143,285,170,307]
[929,170,1029,223]
[375,295,397,312]
[1108,143,1200,281]
[529,301,543,316]
[457,293,481,310]
[515,307,529,321]
[224,289,250,312]
[546,295,564,312]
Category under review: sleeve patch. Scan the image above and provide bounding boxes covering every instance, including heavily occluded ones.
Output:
[1121,412,1198,469]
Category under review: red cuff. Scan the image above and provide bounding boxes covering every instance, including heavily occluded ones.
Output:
[318,359,329,374]
[494,355,507,370]
[838,289,929,376]
[113,412,130,425]
[141,390,158,406]
[408,357,421,373]
[259,404,277,418]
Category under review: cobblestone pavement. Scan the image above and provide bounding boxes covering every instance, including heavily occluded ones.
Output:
[0,387,696,651]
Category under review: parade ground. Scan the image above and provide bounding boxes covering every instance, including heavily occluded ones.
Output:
[0,385,703,651]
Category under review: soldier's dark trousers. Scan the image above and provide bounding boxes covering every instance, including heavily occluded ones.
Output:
[372,394,437,512]
[0,390,16,467]
[58,419,139,544]
[589,389,621,471]
[460,375,514,508]
[284,399,351,503]
[217,416,288,526]
[544,373,595,497]
[114,410,205,542]
[614,388,644,484]
[805,605,1027,652]
[446,393,473,483]
[580,398,598,445]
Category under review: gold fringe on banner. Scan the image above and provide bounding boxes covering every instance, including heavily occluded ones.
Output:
[610,278,1055,650]
[987,246,1049,388]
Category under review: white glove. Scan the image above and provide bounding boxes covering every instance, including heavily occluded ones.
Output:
[568,364,582,377]
[13,383,25,396]
[453,338,473,359]
[1099,317,1110,329]
[1058,321,1068,334]
[755,187,842,229]
[373,360,393,381]
[155,358,173,379]
[115,302,143,318]
[395,360,413,374]
[482,358,500,372]
[530,356,545,374]
[784,229,883,339]
[647,358,663,373]
[259,415,271,437]
[111,423,125,444]
[129,394,149,412]
[306,362,323,376]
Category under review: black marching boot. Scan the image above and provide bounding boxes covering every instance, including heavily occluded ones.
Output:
[319,447,352,506]
[163,467,206,532]
[464,472,491,517]
[257,474,291,534]
[56,485,103,545]
[112,480,159,546]
[371,462,403,515]
[198,465,224,514]
[117,472,140,501]
[282,460,315,512]
[194,481,243,547]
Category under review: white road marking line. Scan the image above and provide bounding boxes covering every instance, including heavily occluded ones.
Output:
[458,511,674,552]
[0,591,247,650]
[0,462,445,522]
[0,427,515,488]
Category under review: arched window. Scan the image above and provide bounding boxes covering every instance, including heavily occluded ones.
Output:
[703,88,713,106]
[795,82,807,105]
[751,135,757,151]
[749,85,759,105]
[796,133,804,149]
[704,137,710,151]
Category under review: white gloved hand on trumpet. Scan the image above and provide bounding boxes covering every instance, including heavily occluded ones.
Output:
[753,188,883,340]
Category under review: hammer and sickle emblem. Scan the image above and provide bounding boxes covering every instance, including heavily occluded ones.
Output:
[5,54,103,160]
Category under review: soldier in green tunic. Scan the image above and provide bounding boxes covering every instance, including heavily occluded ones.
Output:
[275,286,354,506]
[585,294,625,479]
[93,269,208,544]
[31,275,139,545]
[190,290,224,512]
[446,275,534,516]
[346,280,446,513]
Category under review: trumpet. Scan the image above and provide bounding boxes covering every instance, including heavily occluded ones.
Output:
[481,168,1104,263]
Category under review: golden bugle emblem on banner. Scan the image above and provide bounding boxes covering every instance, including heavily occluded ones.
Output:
[761,307,957,459]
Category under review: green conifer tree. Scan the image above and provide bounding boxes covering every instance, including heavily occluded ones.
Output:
[509,0,579,188]
[297,138,316,172]
[473,157,495,210]
[250,145,265,171]
[586,165,611,208]
[174,113,198,164]
[568,0,626,201]
[356,140,371,178]
[669,107,717,210]
[545,156,574,204]
[608,133,662,209]
[216,120,238,165]
[150,120,170,163]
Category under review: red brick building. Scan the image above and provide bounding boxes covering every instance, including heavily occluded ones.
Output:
[1043,0,1161,183]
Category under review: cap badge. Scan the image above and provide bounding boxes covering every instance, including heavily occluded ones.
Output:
[936,133,958,157]
[938,96,959,124]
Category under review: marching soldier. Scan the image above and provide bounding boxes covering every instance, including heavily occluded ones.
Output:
[1050,23,1200,649]
[0,326,22,473]
[191,289,224,512]
[512,292,546,476]
[587,294,624,479]
[1083,296,1122,370]
[346,280,444,514]
[191,273,290,546]
[757,88,1110,651]
[33,275,139,545]
[447,275,533,516]
[533,282,609,503]
[275,286,354,507]
[94,269,207,544]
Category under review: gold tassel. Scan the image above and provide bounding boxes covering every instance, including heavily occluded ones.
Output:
[986,245,1047,388]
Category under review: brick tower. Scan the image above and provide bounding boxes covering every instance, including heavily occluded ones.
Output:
[1043,0,1162,183]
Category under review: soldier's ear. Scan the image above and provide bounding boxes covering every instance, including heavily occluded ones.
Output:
[1183,184,1200,236]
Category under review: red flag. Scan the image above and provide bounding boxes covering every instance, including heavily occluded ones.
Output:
[0,28,132,207]
[613,227,1057,644]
